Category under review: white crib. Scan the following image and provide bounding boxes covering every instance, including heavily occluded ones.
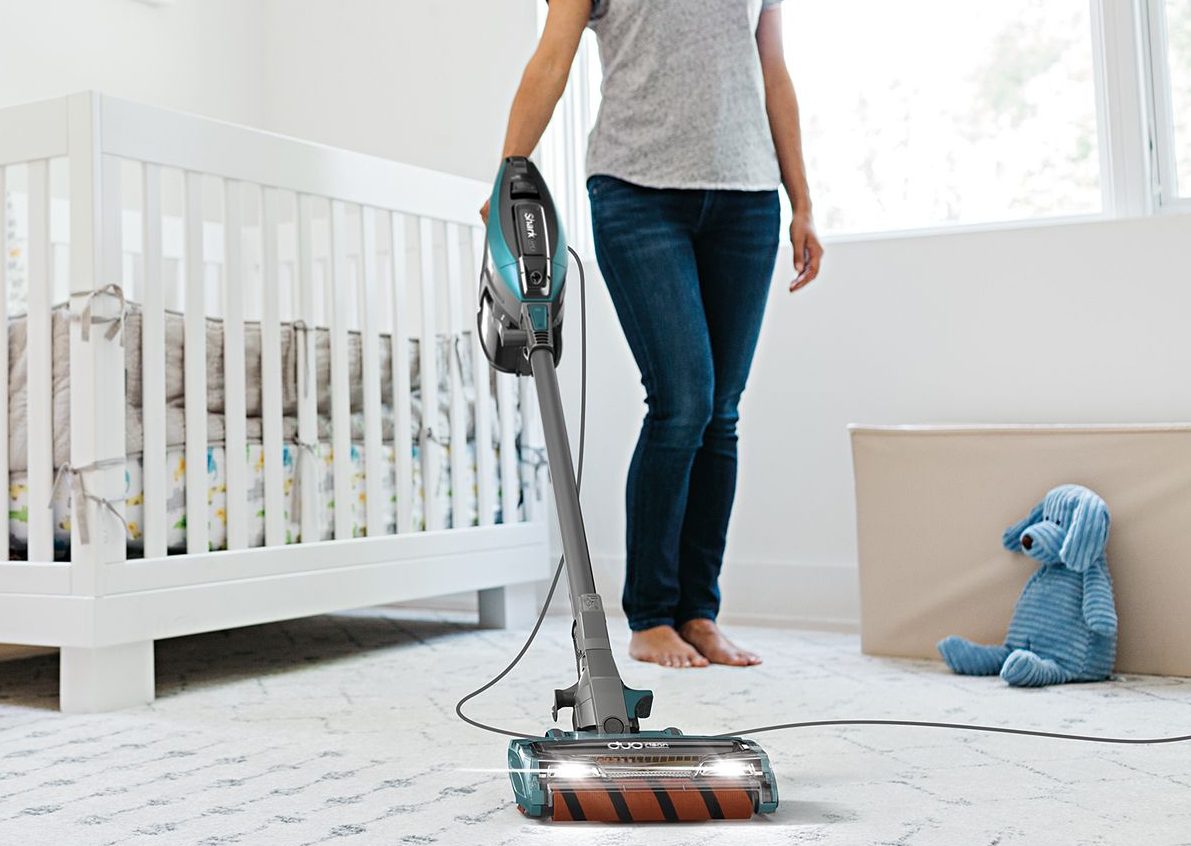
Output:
[0,93,551,712]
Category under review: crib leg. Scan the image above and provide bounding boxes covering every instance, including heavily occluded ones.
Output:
[478,582,540,630]
[59,641,156,714]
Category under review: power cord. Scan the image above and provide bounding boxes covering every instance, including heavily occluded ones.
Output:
[456,247,1191,749]
[714,719,1191,746]
[454,245,587,740]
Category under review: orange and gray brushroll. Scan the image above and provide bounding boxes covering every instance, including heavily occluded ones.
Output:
[508,732,779,822]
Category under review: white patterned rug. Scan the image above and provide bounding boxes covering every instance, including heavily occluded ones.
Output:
[0,609,1189,845]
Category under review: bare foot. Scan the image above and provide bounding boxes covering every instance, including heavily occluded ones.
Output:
[678,619,762,666]
[629,625,710,669]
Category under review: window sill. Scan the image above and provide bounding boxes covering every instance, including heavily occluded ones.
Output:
[817,206,1191,247]
[817,211,1110,246]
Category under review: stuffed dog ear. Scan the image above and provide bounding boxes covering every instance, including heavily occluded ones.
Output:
[1003,500,1045,552]
[1059,493,1109,573]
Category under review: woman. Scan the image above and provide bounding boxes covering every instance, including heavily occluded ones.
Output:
[485,0,823,669]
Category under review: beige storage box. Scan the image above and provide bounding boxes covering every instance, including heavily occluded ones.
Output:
[851,424,1191,677]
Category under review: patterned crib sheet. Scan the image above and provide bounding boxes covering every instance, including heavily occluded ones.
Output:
[9,439,523,559]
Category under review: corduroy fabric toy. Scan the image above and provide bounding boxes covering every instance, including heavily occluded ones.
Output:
[938,484,1117,687]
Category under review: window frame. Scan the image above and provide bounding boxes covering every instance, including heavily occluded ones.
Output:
[1141,0,1191,210]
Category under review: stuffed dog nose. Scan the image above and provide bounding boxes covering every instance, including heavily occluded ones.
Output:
[1021,534,1034,550]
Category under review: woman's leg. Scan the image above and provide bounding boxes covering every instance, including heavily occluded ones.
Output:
[674,190,781,654]
[588,178,716,657]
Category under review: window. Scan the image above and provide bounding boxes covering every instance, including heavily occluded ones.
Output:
[540,1,1191,240]
[783,0,1102,234]
[1154,0,1191,199]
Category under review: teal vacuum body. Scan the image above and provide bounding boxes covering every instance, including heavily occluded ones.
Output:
[477,157,779,822]
[478,157,568,375]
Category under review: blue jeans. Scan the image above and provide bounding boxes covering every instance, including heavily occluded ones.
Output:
[587,175,780,631]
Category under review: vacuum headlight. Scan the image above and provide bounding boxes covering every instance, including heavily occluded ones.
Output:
[697,759,757,779]
[545,762,604,780]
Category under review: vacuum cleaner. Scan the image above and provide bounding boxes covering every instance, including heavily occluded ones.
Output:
[474,157,779,822]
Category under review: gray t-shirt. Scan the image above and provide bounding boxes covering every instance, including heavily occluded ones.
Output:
[586,0,783,191]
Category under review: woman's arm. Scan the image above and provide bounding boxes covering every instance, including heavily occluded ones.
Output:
[757,6,824,291]
[481,0,591,221]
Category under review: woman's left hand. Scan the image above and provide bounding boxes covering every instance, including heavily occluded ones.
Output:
[789,212,824,292]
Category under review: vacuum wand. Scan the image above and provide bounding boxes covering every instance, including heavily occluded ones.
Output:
[527,349,595,597]
[528,347,632,734]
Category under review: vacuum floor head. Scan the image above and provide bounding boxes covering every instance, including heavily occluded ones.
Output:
[508,729,779,822]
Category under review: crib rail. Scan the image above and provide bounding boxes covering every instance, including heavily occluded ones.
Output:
[0,92,544,582]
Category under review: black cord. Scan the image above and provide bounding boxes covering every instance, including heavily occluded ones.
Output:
[714,719,1191,746]
[456,248,1191,749]
[454,245,588,740]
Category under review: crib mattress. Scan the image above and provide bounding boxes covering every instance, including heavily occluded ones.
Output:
[9,439,522,559]
[6,302,534,559]
[6,303,500,472]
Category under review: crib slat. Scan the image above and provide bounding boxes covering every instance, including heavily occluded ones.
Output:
[358,206,385,535]
[25,161,54,562]
[63,100,128,591]
[260,188,285,547]
[470,226,496,527]
[222,180,249,551]
[184,171,209,553]
[94,153,128,542]
[328,200,353,539]
[444,222,469,527]
[295,195,320,542]
[497,372,519,525]
[0,167,8,560]
[388,213,415,533]
[417,217,443,530]
[141,164,168,558]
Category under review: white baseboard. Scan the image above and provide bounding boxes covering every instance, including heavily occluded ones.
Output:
[712,611,859,633]
[395,555,862,634]
[589,554,860,632]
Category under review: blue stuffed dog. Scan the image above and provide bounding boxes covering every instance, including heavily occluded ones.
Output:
[938,484,1117,686]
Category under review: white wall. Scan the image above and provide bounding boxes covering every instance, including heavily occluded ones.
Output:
[0,0,535,182]
[559,213,1191,629]
[258,0,537,182]
[0,0,265,128]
